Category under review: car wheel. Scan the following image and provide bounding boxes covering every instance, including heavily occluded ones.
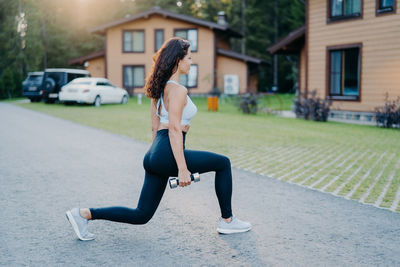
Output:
[94,96,101,107]
[121,95,128,104]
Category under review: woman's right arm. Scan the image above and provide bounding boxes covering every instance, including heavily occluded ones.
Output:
[151,98,160,142]
[167,86,192,187]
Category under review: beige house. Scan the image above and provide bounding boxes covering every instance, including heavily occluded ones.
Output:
[268,0,400,120]
[69,7,262,96]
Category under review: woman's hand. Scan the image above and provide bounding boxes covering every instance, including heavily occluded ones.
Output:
[178,168,192,187]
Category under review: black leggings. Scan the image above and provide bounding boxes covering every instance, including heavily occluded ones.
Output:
[89,129,233,224]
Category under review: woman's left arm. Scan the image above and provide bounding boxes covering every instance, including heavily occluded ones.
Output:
[151,98,160,142]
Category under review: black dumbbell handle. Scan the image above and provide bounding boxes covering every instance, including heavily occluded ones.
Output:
[176,174,195,184]
[169,173,200,189]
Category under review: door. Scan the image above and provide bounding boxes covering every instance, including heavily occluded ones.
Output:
[95,81,112,103]
[105,81,121,103]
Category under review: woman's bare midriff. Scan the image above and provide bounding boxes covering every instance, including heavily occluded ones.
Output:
[158,123,190,133]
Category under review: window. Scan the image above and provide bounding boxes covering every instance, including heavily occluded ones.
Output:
[123,66,145,89]
[67,73,87,83]
[96,81,107,86]
[179,65,198,88]
[155,29,164,52]
[329,0,361,22]
[28,75,43,84]
[376,0,396,15]
[123,30,145,52]
[97,81,114,87]
[328,45,361,100]
[174,29,198,52]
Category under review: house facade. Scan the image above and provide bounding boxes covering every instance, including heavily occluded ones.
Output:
[269,0,399,118]
[69,7,262,96]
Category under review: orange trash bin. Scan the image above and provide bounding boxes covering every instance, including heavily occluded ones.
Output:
[207,96,218,111]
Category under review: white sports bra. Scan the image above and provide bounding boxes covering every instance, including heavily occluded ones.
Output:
[156,80,197,125]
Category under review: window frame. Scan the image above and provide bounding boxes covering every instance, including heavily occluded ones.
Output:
[122,65,146,91]
[327,0,363,24]
[122,29,145,53]
[179,64,198,89]
[154,29,164,52]
[326,43,362,102]
[173,28,198,52]
[376,0,397,16]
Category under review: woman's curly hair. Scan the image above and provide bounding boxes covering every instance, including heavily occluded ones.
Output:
[144,37,191,101]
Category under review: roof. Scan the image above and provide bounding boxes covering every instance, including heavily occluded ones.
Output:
[267,25,305,54]
[217,48,263,64]
[89,6,242,38]
[45,68,90,74]
[68,50,105,65]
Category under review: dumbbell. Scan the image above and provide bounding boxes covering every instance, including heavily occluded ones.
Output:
[169,173,200,189]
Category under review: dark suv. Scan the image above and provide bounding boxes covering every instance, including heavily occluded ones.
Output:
[41,68,90,103]
[22,72,44,102]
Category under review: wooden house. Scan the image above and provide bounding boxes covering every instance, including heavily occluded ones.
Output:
[69,7,262,96]
[269,0,399,121]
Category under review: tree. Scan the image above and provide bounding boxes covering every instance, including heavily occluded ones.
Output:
[0,0,305,99]
[191,0,304,92]
[0,0,22,99]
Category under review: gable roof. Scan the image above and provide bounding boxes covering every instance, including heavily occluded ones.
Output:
[68,50,105,65]
[217,48,263,64]
[267,25,305,54]
[90,6,242,38]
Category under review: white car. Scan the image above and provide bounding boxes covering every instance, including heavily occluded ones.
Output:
[59,77,129,107]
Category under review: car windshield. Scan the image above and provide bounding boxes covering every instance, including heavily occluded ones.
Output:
[28,75,43,84]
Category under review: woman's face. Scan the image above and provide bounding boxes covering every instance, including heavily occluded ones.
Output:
[178,48,192,75]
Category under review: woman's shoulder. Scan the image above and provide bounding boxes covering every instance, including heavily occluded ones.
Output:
[165,82,188,95]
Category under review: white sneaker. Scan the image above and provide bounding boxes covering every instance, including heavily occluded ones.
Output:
[66,208,95,241]
[217,214,252,234]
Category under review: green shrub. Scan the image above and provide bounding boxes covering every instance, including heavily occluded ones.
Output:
[236,93,260,114]
[293,90,332,122]
[0,68,14,99]
[375,94,400,129]
[0,68,23,100]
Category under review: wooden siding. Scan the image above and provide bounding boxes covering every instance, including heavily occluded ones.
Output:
[300,46,306,93]
[216,55,248,94]
[308,0,400,111]
[86,57,105,78]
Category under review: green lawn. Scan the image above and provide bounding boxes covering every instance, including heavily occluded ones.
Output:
[2,97,26,102]
[11,95,400,212]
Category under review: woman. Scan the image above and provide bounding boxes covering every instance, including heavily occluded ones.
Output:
[66,37,251,241]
